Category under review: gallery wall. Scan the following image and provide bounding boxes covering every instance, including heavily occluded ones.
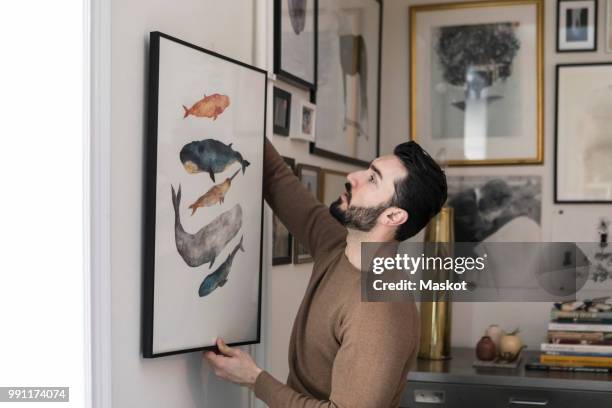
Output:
[110,0,258,406]
[381,0,612,349]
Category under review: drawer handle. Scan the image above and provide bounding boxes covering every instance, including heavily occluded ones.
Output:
[509,397,549,406]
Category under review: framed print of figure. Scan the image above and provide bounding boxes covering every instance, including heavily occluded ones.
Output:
[409,0,544,166]
[557,0,598,52]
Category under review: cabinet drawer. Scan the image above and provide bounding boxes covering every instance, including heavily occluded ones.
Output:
[400,382,612,408]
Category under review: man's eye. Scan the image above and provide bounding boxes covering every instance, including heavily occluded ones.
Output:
[369,174,376,184]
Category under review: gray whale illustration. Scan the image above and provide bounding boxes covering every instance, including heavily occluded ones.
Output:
[171,184,242,268]
[288,0,306,35]
[179,139,250,182]
[199,235,244,297]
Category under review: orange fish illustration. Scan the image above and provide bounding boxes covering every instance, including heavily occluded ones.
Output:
[188,169,240,215]
[182,93,230,120]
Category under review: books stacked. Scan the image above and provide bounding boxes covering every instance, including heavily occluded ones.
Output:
[526,302,612,373]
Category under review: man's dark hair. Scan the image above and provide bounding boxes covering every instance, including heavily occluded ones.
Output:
[390,141,447,241]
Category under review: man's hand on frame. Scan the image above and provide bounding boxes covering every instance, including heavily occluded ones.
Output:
[203,337,262,390]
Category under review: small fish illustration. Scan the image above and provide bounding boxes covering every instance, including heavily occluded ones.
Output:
[188,169,241,216]
[180,139,250,182]
[182,93,230,120]
[199,235,245,297]
[171,185,242,268]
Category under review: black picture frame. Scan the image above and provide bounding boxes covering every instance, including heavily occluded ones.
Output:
[143,32,267,358]
[273,87,292,136]
[309,0,382,167]
[274,0,318,89]
[554,62,612,204]
[293,163,321,264]
[272,156,296,265]
[556,0,598,52]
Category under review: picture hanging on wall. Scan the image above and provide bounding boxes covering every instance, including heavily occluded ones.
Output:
[446,175,542,244]
[291,99,316,142]
[607,0,612,52]
[312,0,381,167]
[294,163,321,264]
[409,0,544,166]
[143,32,266,358]
[321,168,348,207]
[274,0,317,89]
[554,63,612,204]
[273,86,292,136]
[557,0,598,52]
[272,157,296,265]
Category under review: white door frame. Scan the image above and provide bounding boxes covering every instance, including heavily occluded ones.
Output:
[84,0,112,407]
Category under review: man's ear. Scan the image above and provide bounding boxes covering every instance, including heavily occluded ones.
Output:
[382,207,408,227]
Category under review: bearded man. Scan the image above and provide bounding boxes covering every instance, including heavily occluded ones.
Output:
[204,137,447,408]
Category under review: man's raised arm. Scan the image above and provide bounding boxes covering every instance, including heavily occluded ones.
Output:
[263,137,346,259]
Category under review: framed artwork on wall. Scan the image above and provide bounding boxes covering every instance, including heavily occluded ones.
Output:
[273,87,292,136]
[557,0,598,52]
[272,157,296,265]
[294,163,321,264]
[274,0,318,89]
[607,0,612,52]
[291,99,316,142]
[554,63,612,203]
[311,0,382,167]
[409,0,544,166]
[321,168,348,207]
[143,32,266,358]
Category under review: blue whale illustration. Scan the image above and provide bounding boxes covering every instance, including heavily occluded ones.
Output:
[199,235,244,297]
[179,139,250,182]
[171,184,242,268]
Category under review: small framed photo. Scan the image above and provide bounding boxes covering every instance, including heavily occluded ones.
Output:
[272,157,296,265]
[557,0,598,52]
[607,0,612,52]
[294,164,321,264]
[292,100,316,142]
[554,63,612,203]
[273,87,292,136]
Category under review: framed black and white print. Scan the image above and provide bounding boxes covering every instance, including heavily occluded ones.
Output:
[272,156,296,265]
[273,87,292,136]
[311,0,382,167]
[557,0,598,52]
[607,0,612,52]
[554,63,612,203]
[143,32,266,358]
[409,0,544,166]
[274,0,317,89]
[294,164,321,264]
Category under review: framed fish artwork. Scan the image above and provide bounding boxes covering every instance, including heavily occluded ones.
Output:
[143,32,266,358]
[274,0,318,89]
[311,0,382,167]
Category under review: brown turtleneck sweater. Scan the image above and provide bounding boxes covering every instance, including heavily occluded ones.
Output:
[254,138,419,408]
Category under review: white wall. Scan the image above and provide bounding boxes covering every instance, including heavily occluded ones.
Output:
[382,0,612,350]
[110,0,257,406]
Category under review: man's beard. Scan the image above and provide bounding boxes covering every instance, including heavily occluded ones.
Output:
[329,192,390,232]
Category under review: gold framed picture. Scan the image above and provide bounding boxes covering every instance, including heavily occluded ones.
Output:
[409,0,544,166]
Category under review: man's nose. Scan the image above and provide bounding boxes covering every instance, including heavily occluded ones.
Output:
[346,172,358,189]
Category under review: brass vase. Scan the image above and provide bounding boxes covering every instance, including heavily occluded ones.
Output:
[418,207,454,360]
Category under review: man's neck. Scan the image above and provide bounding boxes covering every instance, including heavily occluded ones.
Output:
[344,228,396,270]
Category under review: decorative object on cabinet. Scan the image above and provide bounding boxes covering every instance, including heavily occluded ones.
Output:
[311,0,381,166]
[409,0,544,166]
[144,32,266,358]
